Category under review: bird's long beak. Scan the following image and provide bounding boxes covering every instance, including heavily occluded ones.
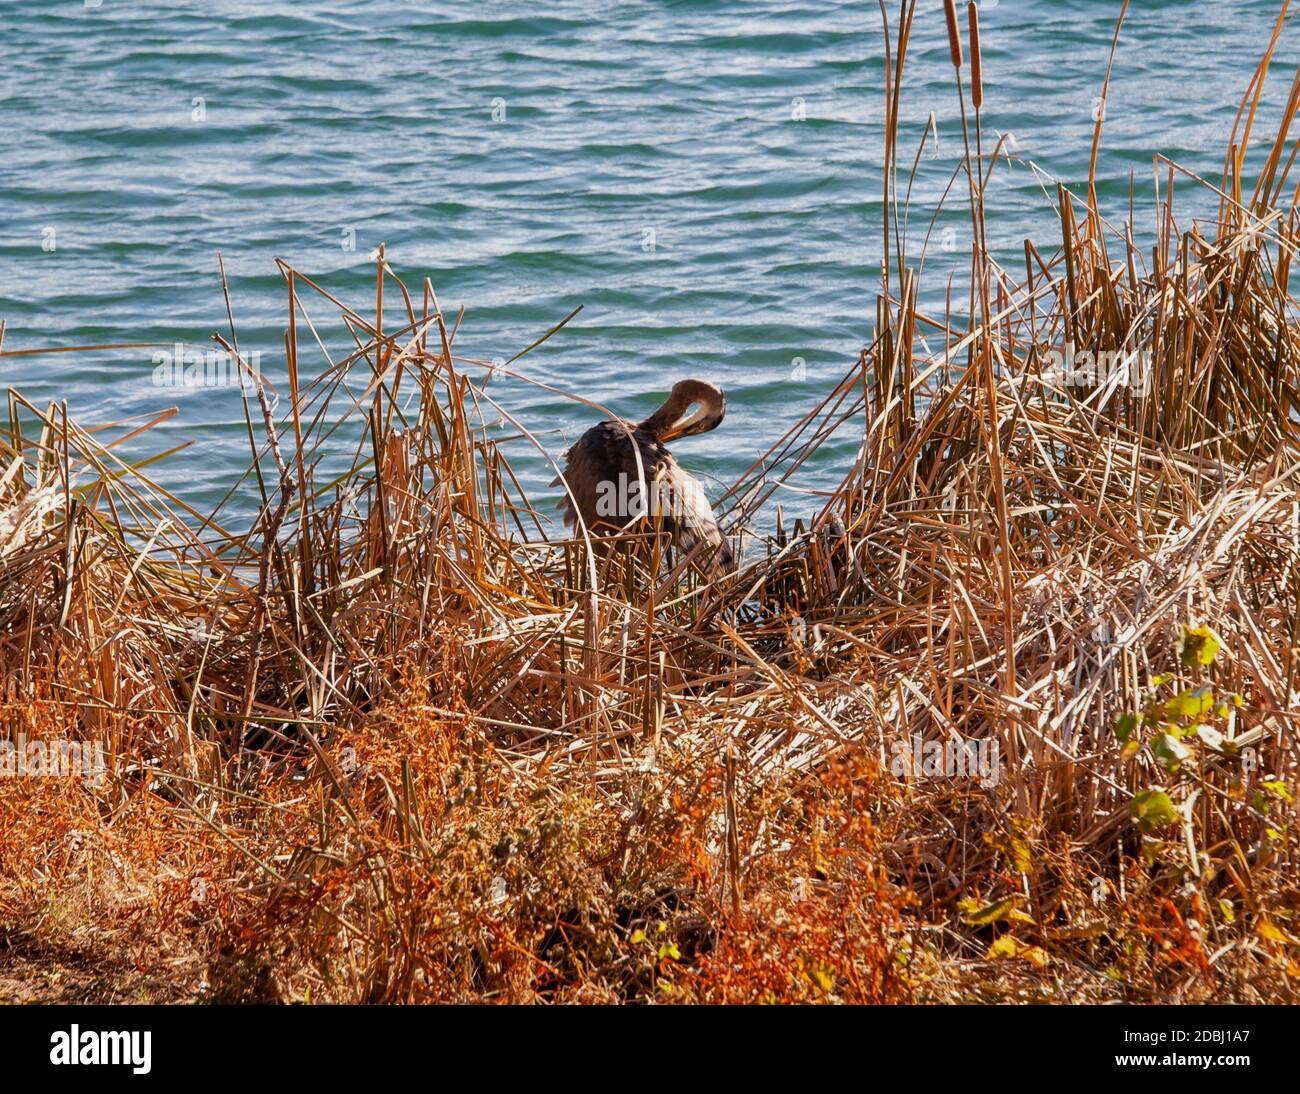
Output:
[659,405,712,442]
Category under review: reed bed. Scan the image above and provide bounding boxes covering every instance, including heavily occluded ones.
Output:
[1,2,1299,1002]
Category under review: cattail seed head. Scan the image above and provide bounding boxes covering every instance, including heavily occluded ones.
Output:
[968,2,983,109]
[943,0,963,68]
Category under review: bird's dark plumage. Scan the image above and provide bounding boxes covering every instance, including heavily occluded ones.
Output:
[554,379,734,571]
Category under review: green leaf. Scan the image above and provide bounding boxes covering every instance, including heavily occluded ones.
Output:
[959,896,1034,926]
[1116,713,1139,743]
[986,935,1047,967]
[1131,788,1179,829]
[1165,684,1214,721]
[1178,625,1223,667]
[1261,780,1293,803]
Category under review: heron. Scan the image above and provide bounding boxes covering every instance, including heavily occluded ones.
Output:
[553,379,735,571]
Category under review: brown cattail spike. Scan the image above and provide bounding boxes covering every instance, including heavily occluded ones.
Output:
[969,3,983,109]
[943,0,963,68]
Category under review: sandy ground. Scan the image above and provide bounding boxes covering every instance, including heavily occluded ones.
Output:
[0,933,201,1005]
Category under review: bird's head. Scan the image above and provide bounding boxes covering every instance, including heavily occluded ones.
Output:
[645,379,727,442]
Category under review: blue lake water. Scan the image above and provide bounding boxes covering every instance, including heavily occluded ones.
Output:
[1,0,1295,532]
